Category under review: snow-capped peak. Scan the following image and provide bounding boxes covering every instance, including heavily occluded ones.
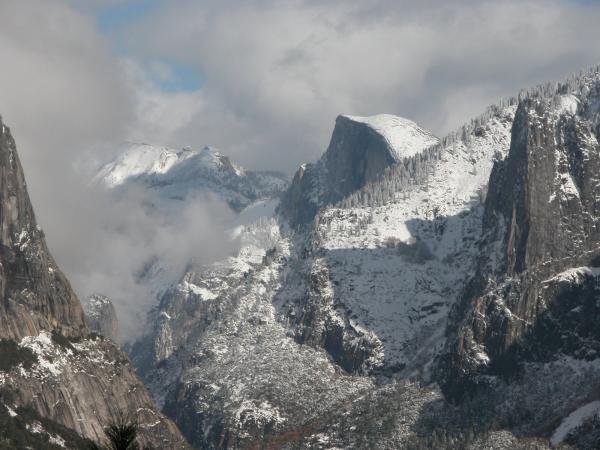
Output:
[93,141,289,212]
[95,143,245,188]
[95,142,179,187]
[197,145,245,177]
[341,114,439,160]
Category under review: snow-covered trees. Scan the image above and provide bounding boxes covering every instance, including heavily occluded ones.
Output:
[337,65,600,212]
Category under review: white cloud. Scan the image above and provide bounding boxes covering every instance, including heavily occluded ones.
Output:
[122,0,600,171]
[122,59,205,145]
[0,0,233,340]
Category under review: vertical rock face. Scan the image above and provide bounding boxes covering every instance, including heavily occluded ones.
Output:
[279,114,438,226]
[0,116,190,448]
[439,87,600,401]
[484,96,600,278]
[84,294,119,341]
[0,120,86,340]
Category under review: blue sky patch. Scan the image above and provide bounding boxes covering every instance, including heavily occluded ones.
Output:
[95,0,203,93]
[96,0,161,33]
[152,59,204,92]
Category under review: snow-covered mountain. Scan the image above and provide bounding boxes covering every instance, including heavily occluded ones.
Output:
[127,105,517,446]
[81,142,291,344]
[95,142,289,212]
[279,113,439,226]
[129,66,600,449]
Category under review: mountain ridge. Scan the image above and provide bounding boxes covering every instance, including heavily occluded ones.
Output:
[128,65,600,449]
[95,142,289,212]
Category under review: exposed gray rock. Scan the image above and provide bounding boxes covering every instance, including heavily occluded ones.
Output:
[0,116,190,449]
[429,83,600,450]
[84,294,119,341]
[0,119,86,341]
[279,114,438,226]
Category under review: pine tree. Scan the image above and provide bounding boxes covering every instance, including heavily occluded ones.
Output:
[90,415,151,450]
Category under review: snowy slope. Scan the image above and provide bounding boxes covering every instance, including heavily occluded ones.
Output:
[95,143,184,188]
[95,142,289,212]
[342,114,439,160]
[551,401,600,445]
[278,105,516,378]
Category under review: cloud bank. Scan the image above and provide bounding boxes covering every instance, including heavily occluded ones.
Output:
[122,0,600,170]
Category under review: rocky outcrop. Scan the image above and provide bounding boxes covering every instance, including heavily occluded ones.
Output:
[279,114,438,226]
[130,221,375,449]
[6,332,188,448]
[84,294,119,341]
[284,256,384,374]
[0,116,190,448]
[0,119,86,341]
[439,88,600,401]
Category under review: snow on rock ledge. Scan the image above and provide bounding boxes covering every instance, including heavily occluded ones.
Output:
[551,401,600,446]
[342,114,439,160]
[280,113,439,226]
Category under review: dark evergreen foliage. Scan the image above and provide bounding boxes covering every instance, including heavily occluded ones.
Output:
[0,339,37,372]
[90,415,153,450]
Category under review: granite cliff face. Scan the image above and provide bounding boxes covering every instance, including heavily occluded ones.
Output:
[0,117,190,449]
[439,89,600,396]
[279,114,438,226]
[0,121,86,341]
[433,79,600,447]
[84,294,119,341]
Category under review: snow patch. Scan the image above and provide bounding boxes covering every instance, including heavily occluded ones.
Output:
[5,404,17,417]
[49,433,66,447]
[557,94,580,116]
[20,331,69,378]
[551,400,600,446]
[26,421,44,434]
[342,114,439,160]
[560,173,580,200]
[179,281,218,300]
[542,266,600,285]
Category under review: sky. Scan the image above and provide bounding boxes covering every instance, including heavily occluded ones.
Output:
[73,0,600,171]
[2,0,600,339]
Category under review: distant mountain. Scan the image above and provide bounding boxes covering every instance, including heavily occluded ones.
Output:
[279,113,438,226]
[95,142,289,212]
[129,66,600,449]
[85,142,291,341]
[0,116,190,448]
